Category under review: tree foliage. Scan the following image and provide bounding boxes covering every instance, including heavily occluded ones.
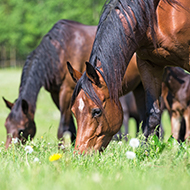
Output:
[0,0,105,62]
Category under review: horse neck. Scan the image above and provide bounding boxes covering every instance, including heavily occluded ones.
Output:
[19,75,43,113]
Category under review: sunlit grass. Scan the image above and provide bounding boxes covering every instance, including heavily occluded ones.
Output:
[0,135,190,190]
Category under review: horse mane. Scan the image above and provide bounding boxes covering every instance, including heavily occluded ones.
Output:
[20,20,78,97]
[71,0,180,108]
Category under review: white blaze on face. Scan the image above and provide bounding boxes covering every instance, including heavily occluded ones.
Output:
[78,98,85,112]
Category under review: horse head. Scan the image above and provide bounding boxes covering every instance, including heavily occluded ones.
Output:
[3,97,36,148]
[67,61,123,154]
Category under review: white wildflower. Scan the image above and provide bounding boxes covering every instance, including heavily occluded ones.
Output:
[60,144,65,150]
[129,138,140,148]
[33,157,39,162]
[25,146,33,154]
[118,141,122,145]
[12,138,19,144]
[126,151,136,159]
[2,141,4,144]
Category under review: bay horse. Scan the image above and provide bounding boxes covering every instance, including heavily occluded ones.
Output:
[3,20,97,148]
[161,67,190,142]
[67,0,190,153]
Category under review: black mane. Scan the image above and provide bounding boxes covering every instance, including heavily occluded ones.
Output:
[71,0,180,108]
[20,20,73,92]
[19,20,82,104]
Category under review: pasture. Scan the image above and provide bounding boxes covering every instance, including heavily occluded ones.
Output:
[0,68,190,190]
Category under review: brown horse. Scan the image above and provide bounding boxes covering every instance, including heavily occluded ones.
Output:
[3,20,97,148]
[162,67,190,142]
[67,0,190,153]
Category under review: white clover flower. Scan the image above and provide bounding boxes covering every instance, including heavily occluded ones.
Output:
[33,157,39,162]
[129,138,140,148]
[12,138,19,144]
[60,144,65,150]
[2,141,4,144]
[118,141,122,145]
[126,151,136,159]
[25,146,33,154]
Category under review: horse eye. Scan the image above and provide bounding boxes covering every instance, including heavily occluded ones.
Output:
[92,108,102,118]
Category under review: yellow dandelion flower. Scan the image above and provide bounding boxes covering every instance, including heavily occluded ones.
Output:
[49,153,62,162]
[41,136,43,139]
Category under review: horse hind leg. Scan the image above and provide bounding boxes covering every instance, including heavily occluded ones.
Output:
[137,58,164,138]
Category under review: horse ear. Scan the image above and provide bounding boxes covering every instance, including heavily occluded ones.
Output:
[2,97,14,109]
[85,62,100,86]
[67,62,82,83]
[21,99,29,115]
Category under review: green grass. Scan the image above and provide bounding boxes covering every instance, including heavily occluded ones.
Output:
[0,68,189,190]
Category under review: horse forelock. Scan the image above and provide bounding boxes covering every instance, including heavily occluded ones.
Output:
[71,73,103,109]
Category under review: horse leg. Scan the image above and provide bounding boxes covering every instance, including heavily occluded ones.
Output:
[58,85,76,144]
[179,117,186,142]
[183,106,190,141]
[171,110,182,141]
[137,58,164,138]
[50,91,75,142]
[119,95,130,140]
[132,82,146,134]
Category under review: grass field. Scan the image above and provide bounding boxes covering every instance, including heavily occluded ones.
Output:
[0,68,189,190]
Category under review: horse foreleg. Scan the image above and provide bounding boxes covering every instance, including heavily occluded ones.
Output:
[137,58,164,138]
[133,82,146,134]
[58,85,76,144]
[183,106,190,141]
[119,95,130,140]
[171,110,182,141]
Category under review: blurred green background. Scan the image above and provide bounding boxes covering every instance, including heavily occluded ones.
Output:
[0,0,105,67]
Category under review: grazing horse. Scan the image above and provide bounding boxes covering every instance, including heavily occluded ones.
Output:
[67,0,190,153]
[3,20,97,148]
[162,67,190,142]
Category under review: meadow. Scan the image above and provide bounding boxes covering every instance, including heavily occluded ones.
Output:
[0,68,190,190]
